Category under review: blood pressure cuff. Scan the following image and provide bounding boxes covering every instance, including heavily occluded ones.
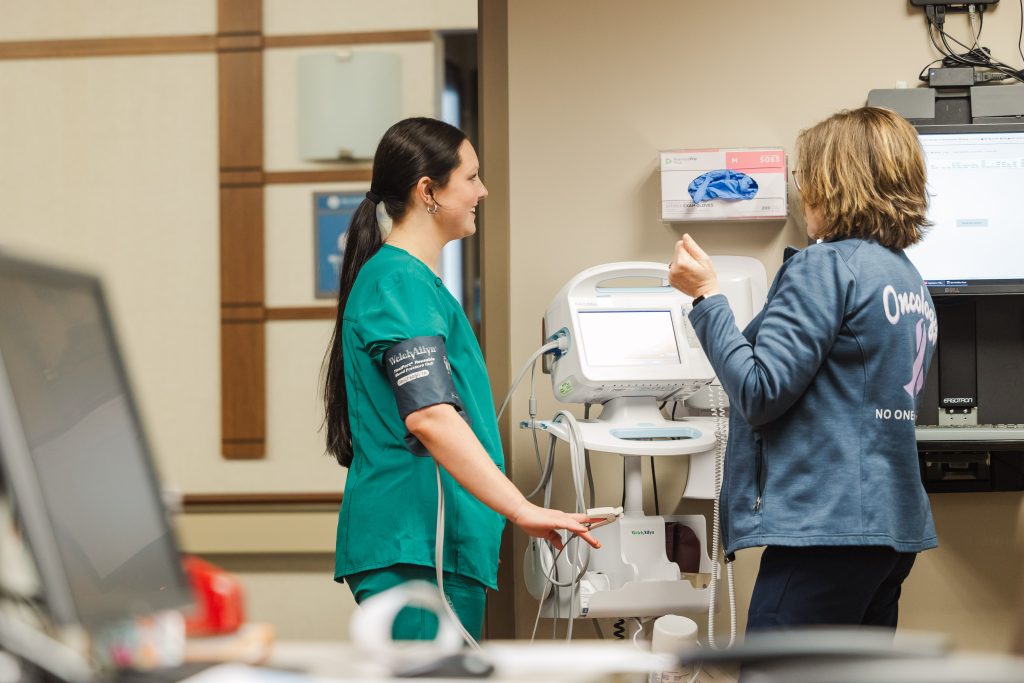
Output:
[382,336,470,457]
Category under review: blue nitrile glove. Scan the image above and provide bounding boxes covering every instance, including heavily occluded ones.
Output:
[688,169,759,203]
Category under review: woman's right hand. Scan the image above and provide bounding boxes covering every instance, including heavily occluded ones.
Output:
[510,501,604,550]
[669,234,720,300]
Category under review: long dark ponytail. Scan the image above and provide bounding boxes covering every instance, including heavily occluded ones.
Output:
[322,117,467,467]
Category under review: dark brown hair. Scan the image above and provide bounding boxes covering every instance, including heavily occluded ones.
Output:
[322,117,466,467]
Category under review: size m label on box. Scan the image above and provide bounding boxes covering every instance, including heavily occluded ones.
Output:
[725,150,785,172]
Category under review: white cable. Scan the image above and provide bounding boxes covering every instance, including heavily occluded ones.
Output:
[434,464,482,651]
[526,433,558,501]
[505,341,593,643]
[527,410,591,642]
[497,340,560,422]
[631,618,645,649]
[726,558,737,644]
[968,4,981,50]
[559,410,590,642]
[552,411,587,512]
[706,384,736,649]
[529,362,543,473]
[524,361,558,501]
[530,582,548,642]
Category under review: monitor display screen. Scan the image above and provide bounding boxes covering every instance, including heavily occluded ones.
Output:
[909,125,1024,294]
[0,257,190,627]
[578,310,681,367]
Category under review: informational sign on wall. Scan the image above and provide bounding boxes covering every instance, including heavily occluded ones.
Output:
[314,191,364,298]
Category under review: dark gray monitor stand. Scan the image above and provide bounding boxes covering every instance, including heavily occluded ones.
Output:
[917,296,1024,493]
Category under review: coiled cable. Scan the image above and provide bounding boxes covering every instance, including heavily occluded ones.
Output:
[706,384,737,649]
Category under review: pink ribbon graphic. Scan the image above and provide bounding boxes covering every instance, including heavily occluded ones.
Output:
[904,318,927,397]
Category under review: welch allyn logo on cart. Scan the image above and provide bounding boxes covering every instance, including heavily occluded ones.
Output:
[630,530,655,536]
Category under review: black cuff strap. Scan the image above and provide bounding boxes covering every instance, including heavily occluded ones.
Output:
[692,295,706,307]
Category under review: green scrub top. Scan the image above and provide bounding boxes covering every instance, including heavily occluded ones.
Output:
[334,244,507,590]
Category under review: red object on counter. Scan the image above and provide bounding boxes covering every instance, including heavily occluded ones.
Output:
[182,555,245,636]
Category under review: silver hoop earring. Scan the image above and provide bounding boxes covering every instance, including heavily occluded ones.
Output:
[426,199,439,215]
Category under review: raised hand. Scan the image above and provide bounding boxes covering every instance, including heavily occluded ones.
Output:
[669,233,720,300]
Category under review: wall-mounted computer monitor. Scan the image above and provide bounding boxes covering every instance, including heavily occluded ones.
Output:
[910,123,1024,296]
[0,254,191,628]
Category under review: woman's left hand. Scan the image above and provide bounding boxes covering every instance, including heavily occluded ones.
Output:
[669,234,721,300]
[510,501,603,550]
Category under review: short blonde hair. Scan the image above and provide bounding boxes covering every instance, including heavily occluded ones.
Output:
[795,107,930,250]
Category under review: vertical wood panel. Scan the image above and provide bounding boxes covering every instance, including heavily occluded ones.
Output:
[219,186,265,303]
[218,0,265,458]
[220,321,266,458]
[478,0,516,640]
[218,0,262,35]
[218,49,263,170]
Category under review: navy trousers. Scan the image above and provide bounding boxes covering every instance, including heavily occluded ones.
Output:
[746,545,917,631]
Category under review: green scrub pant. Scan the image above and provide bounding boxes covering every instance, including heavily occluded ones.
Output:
[345,564,487,641]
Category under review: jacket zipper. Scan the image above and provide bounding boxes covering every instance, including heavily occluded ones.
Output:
[753,431,765,513]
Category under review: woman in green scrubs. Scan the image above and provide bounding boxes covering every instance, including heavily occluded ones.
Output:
[322,118,599,640]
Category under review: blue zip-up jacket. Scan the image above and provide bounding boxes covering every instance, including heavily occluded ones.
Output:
[689,238,938,555]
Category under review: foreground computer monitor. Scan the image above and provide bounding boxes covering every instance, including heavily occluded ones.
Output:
[0,253,191,628]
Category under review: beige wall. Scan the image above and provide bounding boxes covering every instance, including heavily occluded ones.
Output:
[493,0,1024,651]
[0,52,222,492]
[0,5,471,496]
[263,0,477,35]
[0,0,476,641]
[0,0,216,40]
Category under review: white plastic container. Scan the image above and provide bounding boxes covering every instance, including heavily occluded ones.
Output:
[649,614,699,683]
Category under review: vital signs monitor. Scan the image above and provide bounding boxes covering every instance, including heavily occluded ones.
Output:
[544,259,766,406]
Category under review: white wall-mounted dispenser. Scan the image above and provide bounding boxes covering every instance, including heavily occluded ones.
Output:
[297,50,402,161]
[660,147,788,222]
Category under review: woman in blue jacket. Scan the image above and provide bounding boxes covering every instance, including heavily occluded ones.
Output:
[668,107,937,630]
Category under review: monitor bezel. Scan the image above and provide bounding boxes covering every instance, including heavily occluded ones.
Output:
[0,253,192,628]
[914,122,1024,296]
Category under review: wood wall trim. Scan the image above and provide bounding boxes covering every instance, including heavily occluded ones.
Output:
[0,29,432,62]
[221,169,374,186]
[221,305,265,322]
[263,169,373,185]
[221,441,265,460]
[264,30,433,49]
[0,35,216,60]
[183,492,342,507]
[265,306,335,321]
[220,170,264,187]
[216,34,264,51]
[218,306,338,323]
